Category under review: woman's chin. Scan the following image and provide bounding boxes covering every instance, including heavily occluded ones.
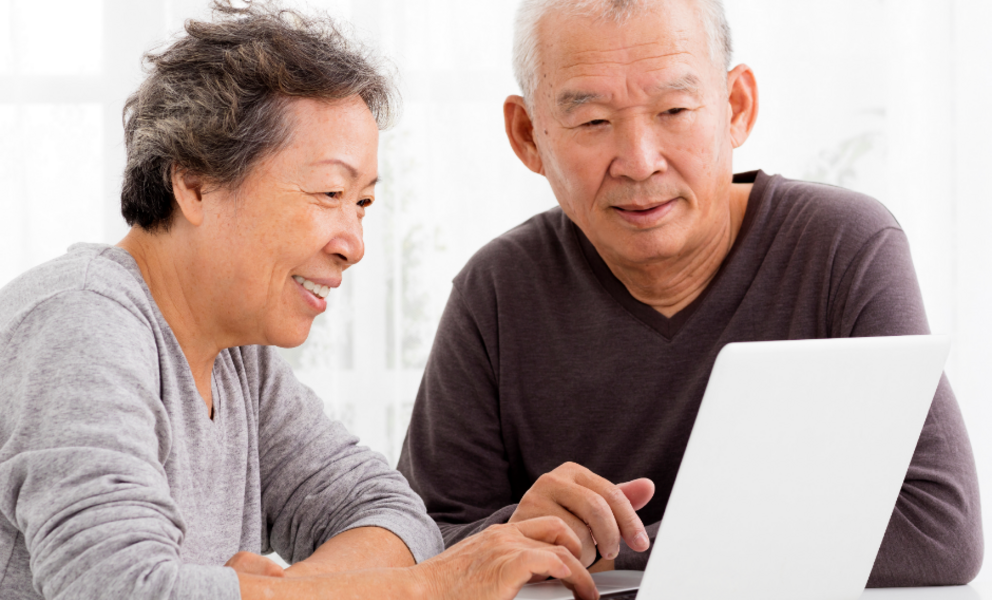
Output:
[265,319,315,349]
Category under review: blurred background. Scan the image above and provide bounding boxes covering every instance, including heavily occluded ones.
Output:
[1,0,990,579]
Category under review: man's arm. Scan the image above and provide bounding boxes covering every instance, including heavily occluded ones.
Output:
[831,228,983,586]
[397,286,520,546]
[397,286,652,567]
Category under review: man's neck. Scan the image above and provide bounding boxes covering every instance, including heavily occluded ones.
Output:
[604,183,752,318]
[117,227,220,417]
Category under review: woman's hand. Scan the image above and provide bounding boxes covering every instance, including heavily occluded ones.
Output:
[416,516,600,600]
[231,518,597,600]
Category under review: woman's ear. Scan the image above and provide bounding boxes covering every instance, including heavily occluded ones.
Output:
[504,95,545,175]
[170,166,207,227]
[726,64,759,149]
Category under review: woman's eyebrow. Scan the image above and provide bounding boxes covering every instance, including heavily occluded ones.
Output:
[310,159,379,186]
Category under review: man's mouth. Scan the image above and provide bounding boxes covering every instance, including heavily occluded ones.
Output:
[613,198,677,213]
[293,275,330,299]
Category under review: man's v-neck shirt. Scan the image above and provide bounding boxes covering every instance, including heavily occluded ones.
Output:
[398,170,983,586]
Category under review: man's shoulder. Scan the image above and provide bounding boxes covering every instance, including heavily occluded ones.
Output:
[453,206,576,290]
[763,176,902,242]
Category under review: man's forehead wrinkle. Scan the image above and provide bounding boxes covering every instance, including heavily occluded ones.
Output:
[559,49,691,71]
[567,39,672,59]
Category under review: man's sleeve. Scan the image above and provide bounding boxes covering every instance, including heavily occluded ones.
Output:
[397,286,519,547]
[252,346,443,564]
[831,227,983,586]
[0,292,240,600]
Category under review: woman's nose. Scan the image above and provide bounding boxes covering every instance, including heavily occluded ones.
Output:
[324,209,365,267]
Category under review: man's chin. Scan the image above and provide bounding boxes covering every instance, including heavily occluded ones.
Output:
[601,238,688,268]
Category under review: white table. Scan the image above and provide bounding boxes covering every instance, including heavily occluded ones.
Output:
[860,579,992,599]
[516,571,992,599]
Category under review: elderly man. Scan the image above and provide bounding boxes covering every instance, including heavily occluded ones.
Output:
[397,0,983,587]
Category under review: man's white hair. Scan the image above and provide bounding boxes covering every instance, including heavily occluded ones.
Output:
[512,0,733,102]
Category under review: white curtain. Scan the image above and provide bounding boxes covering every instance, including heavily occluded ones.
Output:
[2,0,990,578]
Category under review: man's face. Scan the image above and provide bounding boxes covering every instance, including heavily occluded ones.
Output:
[527,2,740,268]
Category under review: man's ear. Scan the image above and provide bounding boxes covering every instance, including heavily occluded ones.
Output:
[170,166,207,227]
[504,95,545,175]
[726,64,759,149]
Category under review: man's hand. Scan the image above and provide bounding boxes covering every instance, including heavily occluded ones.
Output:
[418,516,599,600]
[225,551,286,578]
[508,462,655,567]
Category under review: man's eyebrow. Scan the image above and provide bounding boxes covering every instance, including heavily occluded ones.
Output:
[654,72,703,95]
[556,90,604,114]
[556,73,704,114]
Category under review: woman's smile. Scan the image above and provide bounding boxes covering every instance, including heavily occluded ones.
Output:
[292,274,334,300]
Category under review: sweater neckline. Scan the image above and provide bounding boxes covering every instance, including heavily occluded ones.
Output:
[573,170,770,341]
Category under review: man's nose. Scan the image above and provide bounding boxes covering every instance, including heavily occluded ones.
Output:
[323,209,365,268]
[608,119,667,182]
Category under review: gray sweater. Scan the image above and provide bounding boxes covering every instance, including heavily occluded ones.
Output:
[0,244,443,599]
[398,171,983,586]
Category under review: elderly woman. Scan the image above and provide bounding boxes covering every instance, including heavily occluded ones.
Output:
[0,3,597,600]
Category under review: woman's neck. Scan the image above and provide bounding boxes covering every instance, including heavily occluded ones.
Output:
[118,227,219,417]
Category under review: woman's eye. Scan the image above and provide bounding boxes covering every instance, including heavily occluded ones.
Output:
[665,108,687,116]
[357,198,373,208]
[325,191,342,199]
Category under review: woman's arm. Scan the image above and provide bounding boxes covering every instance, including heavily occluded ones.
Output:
[284,527,415,577]
[248,346,444,565]
[236,519,599,600]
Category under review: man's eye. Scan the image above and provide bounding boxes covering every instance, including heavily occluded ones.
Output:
[665,108,688,115]
[583,119,609,127]
[357,198,373,208]
[325,191,342,199]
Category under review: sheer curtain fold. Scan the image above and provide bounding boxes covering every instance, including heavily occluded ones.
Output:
[1,0,989,579]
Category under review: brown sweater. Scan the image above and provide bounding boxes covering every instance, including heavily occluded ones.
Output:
[397,171,983,586]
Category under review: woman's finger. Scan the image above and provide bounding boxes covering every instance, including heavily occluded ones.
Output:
[551,545,599,600]
[513,516,586,561]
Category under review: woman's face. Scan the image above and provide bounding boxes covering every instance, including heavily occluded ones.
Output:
[194,96,379,349]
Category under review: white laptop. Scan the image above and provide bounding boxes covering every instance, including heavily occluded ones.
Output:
[515,335,951,600]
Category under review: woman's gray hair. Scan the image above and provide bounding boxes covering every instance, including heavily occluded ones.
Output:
[121,0,397,231]
[512,0,732,102]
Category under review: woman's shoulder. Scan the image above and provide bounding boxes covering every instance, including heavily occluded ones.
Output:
[0,243,158,346]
